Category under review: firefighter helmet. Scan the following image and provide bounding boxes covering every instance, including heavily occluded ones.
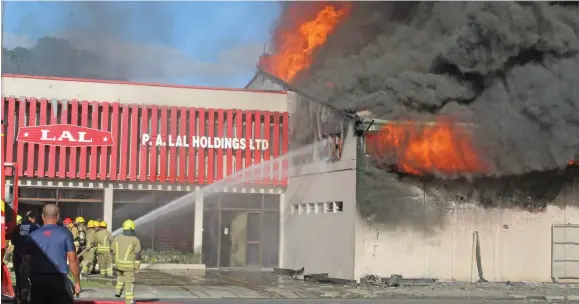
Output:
[63,218,73,226]
[99,220,108,228]
[87,220,94,228]
[122,219,136,231]
[17,215,22,224]
[75,216,85,224]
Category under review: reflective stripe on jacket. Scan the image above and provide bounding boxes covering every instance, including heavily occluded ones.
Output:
[95,229,112,253]
[112,234,142,271]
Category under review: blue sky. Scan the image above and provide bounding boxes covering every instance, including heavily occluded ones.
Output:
[3,1,281,88]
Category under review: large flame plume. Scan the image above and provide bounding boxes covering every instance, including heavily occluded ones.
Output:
[365,118,489,176]
[260,3,351,82]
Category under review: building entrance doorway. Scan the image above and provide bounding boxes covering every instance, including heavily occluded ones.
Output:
[19,188,104,224]
[58,201,103,222]
[219,210,261,267]
[203,192,280,268]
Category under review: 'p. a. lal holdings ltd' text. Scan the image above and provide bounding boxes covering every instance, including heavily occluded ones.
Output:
[141,134,269,151]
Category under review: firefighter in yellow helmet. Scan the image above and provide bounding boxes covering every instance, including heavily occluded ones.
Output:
[80,220,98,279]
[95,220,114,277]
[75,216,88,254]
[112,219,141,304]
[3,215,22,264]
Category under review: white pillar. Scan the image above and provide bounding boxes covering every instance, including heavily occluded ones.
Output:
[278,192,285,268]
[193,186,204,253]
[104,185,114,232]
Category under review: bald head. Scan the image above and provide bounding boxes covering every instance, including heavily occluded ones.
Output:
[42,204,60,224]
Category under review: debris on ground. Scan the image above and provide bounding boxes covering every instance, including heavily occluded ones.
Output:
[360,274,437,288]
[273,267,304,279]
[273,267,354,284]
[361,274,402,287]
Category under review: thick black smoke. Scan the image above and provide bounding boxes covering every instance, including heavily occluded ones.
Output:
[291,2,579,176]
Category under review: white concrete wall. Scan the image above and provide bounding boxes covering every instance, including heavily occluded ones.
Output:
[282,125,358,279]
[2,75,288,112]
[354,176,579,283]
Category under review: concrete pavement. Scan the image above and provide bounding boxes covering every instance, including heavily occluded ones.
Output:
[74,269,579,301]
[75,300,562,304]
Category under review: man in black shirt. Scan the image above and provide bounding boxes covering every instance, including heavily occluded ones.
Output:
[11,211,39,299]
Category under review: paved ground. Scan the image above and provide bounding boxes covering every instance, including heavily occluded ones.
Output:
[3,299,549,304]
[73,269,579,301]
[73,300,567,304]
[7,267,579,302]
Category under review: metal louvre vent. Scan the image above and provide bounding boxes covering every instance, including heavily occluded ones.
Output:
[290,201,344,215]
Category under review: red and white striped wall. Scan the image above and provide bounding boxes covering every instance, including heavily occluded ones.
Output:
[2,97,289,186]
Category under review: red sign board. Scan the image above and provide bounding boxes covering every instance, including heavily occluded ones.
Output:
[16,124,114,147]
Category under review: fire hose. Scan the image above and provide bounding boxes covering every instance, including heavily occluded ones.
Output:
[473,231,488,283]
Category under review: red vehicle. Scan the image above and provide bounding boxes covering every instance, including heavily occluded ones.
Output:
[1,163,18,299]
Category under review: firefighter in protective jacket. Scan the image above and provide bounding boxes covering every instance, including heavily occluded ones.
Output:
[63,217,80,251]
[80,220,97,278]
[75,216,88,252]
[95,220,114,277]
[112,219,142,304]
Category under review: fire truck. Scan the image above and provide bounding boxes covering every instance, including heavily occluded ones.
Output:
[1,163,18,300]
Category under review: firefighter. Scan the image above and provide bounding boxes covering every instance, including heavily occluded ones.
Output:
[12,212,39,302]
[3,215,22,265]
[75,216,87,253]
[95,220,114,278]
[63,217,80,251]
[112,219,142,304]
[80,220,97,279]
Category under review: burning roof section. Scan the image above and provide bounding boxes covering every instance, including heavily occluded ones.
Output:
[362,117,488,176]
[259,3,351,83]
[257,2,579,178]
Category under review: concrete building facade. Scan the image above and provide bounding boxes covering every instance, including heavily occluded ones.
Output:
[3,72,578,282]
[246,70,579,283]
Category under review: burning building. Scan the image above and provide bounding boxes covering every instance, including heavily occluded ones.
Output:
[2,1,578,282]
[246,1,579,282]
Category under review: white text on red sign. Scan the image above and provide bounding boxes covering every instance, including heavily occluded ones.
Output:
[141,134,269,151]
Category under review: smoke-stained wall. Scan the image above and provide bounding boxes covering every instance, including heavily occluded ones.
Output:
[288,93,350,164]
[357,147,579,230]
[355,148,579,281]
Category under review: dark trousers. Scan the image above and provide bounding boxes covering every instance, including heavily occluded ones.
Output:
[12,254,22,296]
[30,274,74,304]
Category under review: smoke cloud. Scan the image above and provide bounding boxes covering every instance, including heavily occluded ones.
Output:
[3,2,265,83]
[291,2,579,176]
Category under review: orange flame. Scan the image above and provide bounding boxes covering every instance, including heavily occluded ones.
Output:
[262,4,351,82]
[365,118,489,175]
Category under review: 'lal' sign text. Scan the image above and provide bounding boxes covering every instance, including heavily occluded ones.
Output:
[141,134,269,151]
[17,124,114,147]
